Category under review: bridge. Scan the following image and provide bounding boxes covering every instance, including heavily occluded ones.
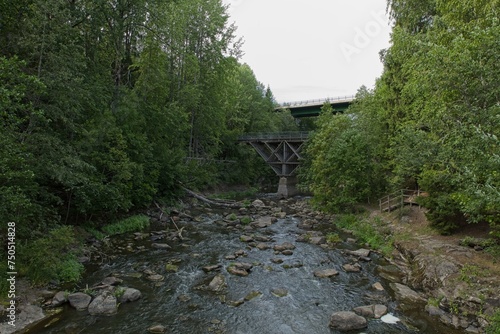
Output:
[276,95,355,118]
[239,132,309,177]
[240,95,355,197]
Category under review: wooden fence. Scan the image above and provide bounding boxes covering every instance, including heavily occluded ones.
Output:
[379,189,424,212]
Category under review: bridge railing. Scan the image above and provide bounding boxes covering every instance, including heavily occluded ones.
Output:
[238,131,309,141]
[280,95,355,108]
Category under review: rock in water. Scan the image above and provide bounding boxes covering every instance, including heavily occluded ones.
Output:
[208,274,226,292]
[119,288,142,303]
[88,293,117,315]
[67,292,92,311]
[329,311,367,331]
[313,269,339,278]
[148,324,167,333]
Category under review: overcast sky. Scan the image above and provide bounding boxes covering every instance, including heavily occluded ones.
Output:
[222,0,393,103]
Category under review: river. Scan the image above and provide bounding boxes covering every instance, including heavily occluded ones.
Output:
[30,197,462,334]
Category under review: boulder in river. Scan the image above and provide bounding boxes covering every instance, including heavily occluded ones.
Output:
[208,274,226,292]
[67,292,92,311]
[203,264,222,273]
[274,242,296,252]
[252,199,266,208]
[151,243,171,250]
[353,304,388,318]
[148,324,167,333]
[227,262,253,276]
[88,293,118,316]
[271,288,288,297]
[346,248,371,258]
[118,288,142,303]
[314,269,339,278]
[101,276,123,286]
[52,291,68,306]
[343,263,362,272]
[252,216,275,228]
[390,283,425,305]
[329,311,367,331]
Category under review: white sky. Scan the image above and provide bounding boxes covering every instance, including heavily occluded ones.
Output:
[223,0,393,103]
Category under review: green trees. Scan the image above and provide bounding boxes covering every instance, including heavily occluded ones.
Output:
[382,0,500,234]
[301,0,499,236]
[300,89,387,212]
[0,0,287,287]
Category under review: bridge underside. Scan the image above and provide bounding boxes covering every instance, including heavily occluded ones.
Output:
[239,133,308,177]
[247,139,305,176]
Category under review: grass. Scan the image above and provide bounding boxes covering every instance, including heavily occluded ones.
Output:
[486,309,500,334]
[326,232,342,244]
[334,214,394,256]
[240,216,252,225]
[17,226,85,286]
[102,215,150,236]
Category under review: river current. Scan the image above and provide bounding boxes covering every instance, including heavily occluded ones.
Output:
[32,198,462,334]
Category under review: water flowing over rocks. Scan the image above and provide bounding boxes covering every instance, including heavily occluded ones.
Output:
[8,196,495,334]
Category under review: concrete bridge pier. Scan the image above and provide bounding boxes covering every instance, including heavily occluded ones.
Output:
[277,176,298,198]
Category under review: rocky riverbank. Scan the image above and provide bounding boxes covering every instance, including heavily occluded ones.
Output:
[1,195,498,333]
[380,206,500,333]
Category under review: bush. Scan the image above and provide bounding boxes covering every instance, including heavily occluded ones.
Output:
[102,215,150,235]
[19,226,84,285]
[486,309,500,334]
[334,214,393,255]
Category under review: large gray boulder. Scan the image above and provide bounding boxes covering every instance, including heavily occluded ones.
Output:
[51,291,68,306]
[353,304,388,319]
[118,288,142,303]
[88,293,118,315]
[329,311,367,331]
[390,283,425,304]
[208,274,226,292]
[313,269,339,278]
[68,292,92,311]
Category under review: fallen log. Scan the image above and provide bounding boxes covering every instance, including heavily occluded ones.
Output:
[181,187,242,208]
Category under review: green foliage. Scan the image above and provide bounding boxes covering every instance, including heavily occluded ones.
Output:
[300,90,388,213]
[486,309,500,334]
[0,0,289,290]
[326,233,342,244]
[102,215,150,236]
[18,226,84,285]
[459,264,482,285]
[240,216,252,225]
[334,214,394,255]
[347,0,500,236]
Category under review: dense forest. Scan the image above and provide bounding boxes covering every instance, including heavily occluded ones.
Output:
[0,0,294,232]
[0,0,297,285]
[301,0,499,236]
